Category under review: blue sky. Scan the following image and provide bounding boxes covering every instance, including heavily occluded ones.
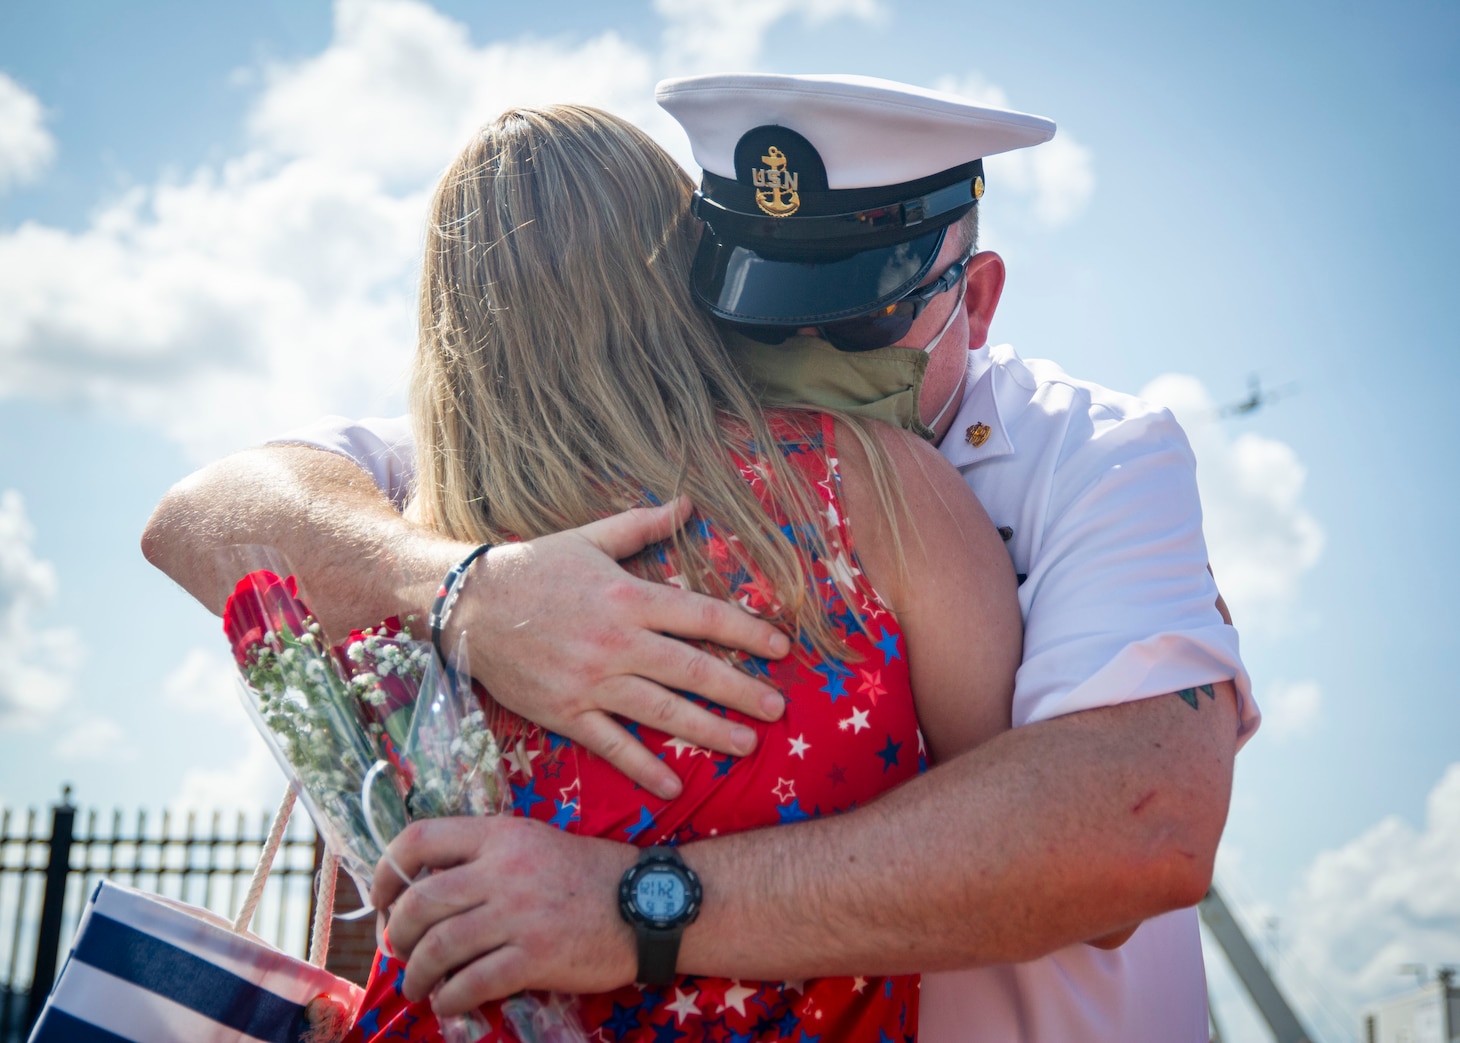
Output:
[1,1,1457,1038]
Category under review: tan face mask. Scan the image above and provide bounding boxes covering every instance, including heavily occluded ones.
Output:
[723,331,936,441]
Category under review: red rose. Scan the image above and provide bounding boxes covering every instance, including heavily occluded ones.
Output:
[340,617,418,740]
[223,570,314,666]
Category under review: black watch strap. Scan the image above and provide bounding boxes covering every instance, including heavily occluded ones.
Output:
[620,846,702,986]
[635,921,684,987]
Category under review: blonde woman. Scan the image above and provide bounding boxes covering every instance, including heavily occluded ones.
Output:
[350,105,1019,1043]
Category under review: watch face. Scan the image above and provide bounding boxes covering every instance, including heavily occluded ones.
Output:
[633,868,688,921]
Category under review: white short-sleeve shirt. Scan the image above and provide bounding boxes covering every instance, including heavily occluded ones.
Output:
[272,342,1257,1043]
[272,414,416,509]
[916,344,1255,1043]
[942,345,1254,732]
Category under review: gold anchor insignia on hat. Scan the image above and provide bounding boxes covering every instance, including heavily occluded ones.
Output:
[753,146,800,217]
[966,422,991,447]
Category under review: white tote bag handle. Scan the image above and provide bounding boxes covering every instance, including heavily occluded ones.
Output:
[232,787,339,968]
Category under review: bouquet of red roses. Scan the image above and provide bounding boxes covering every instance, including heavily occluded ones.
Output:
[222,563,581,1043]
[223,568,411,902]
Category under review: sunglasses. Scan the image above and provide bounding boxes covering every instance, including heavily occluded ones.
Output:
[730,246,975,353]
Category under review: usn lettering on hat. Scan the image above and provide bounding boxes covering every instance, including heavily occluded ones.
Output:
[655,73,1055,328]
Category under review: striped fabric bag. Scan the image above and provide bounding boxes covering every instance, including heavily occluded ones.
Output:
[27,792,363,1043]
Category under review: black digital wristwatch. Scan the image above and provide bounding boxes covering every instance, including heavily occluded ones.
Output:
[618,846,703,985]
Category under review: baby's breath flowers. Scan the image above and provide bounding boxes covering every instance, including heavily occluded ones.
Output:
[223,568,575,1043]
[222,571,506,893]
[341,617,505,820]
[224,570,407,895]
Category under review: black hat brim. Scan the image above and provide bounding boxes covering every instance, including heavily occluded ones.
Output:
[691,225,948,327]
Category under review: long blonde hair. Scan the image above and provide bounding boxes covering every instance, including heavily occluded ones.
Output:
[408,105,898,657]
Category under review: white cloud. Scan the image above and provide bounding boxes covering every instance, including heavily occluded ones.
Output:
[169,737,291,815]
[0,73,55,191]
[0,0,1034,459]
[1140,373,1324,630]
[932,72,1012,111]
[934,74,1094,228]
[1259,763,1460,1028]
[162,645,291,814]
[0,490,81,728]
[656,0,882,74]
[1216,767,1460,1037]
[0,0,665,460]
[249,0,661,184]
[0,154,425,458]
[1020,134,1096,226]
[1262,678,1323,740]
[163,646,244,718]
[53,715,133,762]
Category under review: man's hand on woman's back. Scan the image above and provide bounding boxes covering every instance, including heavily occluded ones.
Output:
[451,497,791,800]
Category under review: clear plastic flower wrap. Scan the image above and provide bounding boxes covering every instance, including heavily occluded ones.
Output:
[221,553,408,906]
[218,545,584,1042]
[365,636,586,1043]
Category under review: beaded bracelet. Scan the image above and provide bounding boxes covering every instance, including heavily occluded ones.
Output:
[428,543,493,668]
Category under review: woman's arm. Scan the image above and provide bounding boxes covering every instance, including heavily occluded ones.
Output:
[833,418,1021,763]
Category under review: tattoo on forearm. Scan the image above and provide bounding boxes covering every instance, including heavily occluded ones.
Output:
[1176,684,1217,710]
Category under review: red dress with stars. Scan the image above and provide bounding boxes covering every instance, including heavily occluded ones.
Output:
[348,411,923,1043]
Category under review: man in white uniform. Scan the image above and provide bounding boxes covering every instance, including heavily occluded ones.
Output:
[144,75,1256,1041]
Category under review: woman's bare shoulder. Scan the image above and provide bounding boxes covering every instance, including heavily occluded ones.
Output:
[832,415,1020,762]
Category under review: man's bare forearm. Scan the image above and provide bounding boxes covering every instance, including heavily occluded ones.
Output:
[141,445,462,633]
[141,444,793,796]
[677,683,1239,978]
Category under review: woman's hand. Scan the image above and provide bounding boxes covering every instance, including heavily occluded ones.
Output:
[372,817,639,1016]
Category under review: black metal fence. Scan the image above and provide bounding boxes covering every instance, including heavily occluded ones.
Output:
[0,786,322,1042]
